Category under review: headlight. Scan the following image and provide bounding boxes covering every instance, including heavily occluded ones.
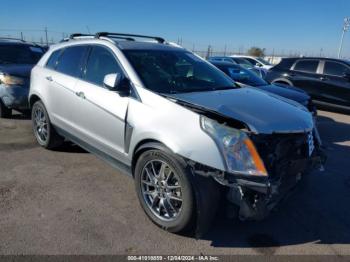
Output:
[0,73,25,86]
[201,116,267,176]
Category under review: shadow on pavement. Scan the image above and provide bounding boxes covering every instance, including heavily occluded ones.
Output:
[203,113,350,252]
[53,142,88,153]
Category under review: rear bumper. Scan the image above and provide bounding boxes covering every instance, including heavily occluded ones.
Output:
[0,84,29,110]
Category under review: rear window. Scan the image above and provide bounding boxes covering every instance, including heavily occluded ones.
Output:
[324,61,350,77]
[273,59,296,70]
[0,44,44,64]
[293,60,319,73]
[56,46,88,77]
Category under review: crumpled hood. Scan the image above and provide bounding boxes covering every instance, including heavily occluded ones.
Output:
[0,64,33,78]
[169,88,314,134]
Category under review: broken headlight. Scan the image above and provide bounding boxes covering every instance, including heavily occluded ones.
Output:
[0,73,25,86]
[200,116,267,177]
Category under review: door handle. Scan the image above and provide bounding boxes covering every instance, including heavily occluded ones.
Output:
[75,91,85,99]
[320,76,329,81]
[46,76,53,82]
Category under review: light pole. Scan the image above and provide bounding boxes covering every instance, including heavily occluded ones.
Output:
[338,17,350,58]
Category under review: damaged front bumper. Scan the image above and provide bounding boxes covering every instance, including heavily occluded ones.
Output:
[190,130,327,221]
[226,151,325,220]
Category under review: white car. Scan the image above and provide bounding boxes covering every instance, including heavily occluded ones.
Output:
[29,32,324,235]
[231,55,273,70]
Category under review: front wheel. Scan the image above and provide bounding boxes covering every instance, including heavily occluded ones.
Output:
[32,100,64,149]
[134,149,195,233]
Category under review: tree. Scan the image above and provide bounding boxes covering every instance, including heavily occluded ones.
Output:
[247,47,266,57]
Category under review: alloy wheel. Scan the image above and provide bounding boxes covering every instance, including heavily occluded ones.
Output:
[141,160,183,221]
[33,106,48,143]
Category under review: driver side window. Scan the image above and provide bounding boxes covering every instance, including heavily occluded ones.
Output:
[83,46,123,87]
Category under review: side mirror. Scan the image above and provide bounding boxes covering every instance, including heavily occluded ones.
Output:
[103,73,122,90]
[256,62,262,67]
[103,73,131,96]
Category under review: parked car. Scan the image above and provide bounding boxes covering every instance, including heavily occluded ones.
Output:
[231,55,273,70]
[0,38,45,118]
[29,32,325,235]
[265,57,350,111]
[211,61,316,114]
[208,56,266,78]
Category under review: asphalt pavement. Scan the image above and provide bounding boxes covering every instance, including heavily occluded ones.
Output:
[0,110,349,255]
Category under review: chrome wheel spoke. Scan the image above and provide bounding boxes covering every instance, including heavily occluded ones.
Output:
[166,184,181,190]
[168,195,182,202]
[158,162,166,180]
[144,167,156,184]
[164,197,176,216]
[141,179,155,187]
[33,106,48,143]
[140,159,183,221]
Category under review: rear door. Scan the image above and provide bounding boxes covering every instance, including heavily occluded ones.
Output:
[290,59,322,99]
[43,45,89,133]
[72,45,129,162]
[320,60,350,106]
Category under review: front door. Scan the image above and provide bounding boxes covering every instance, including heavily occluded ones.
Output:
[71,45,129,163]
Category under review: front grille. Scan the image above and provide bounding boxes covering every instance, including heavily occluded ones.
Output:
[250,132,311,181]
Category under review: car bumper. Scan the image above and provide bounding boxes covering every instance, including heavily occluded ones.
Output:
[0,84,29,110]
[225,150,326,220]
[188,131,326,221]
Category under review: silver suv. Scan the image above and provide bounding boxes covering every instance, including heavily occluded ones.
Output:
[29,32,325,235]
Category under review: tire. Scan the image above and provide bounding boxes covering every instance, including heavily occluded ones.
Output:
[134,149,195,233]
[31,100,64,149]
[0,100,12,118]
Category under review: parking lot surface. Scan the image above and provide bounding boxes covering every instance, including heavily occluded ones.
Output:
[0,110,350,255]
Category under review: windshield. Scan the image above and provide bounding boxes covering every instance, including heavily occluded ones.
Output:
[222,65,268,87]
[124,50,236,94]
[256,57,272,66]
[0,44,44,64]
[233,58,254,67]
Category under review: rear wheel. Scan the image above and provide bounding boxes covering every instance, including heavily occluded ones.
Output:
[32,100,64,149]
[0,100,12,118]
[134,149,195,233]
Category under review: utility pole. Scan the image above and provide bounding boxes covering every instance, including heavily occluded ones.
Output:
[338,17,350,58]
[45,27,48,46]
[224,44,227,56]
[206,45,212,59]
[20,32,24,41]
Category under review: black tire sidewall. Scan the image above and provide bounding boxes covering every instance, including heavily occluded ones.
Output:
[135,149,195,233]
[0,100,11,118]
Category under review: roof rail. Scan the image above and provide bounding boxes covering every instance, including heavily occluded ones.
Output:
[95,32,165,43]
[69,33,95,39]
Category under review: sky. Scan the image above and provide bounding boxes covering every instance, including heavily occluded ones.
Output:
[0,0,350,57]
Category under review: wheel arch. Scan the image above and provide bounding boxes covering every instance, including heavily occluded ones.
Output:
[272,78,294,86]
[29,94,42,109]
[131,139,181,177]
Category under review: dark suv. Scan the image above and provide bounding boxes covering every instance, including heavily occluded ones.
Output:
[265,57,350,110]
[0,38,45,118]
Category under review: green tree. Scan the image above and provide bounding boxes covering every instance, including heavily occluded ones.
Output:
[247,47,266,57]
